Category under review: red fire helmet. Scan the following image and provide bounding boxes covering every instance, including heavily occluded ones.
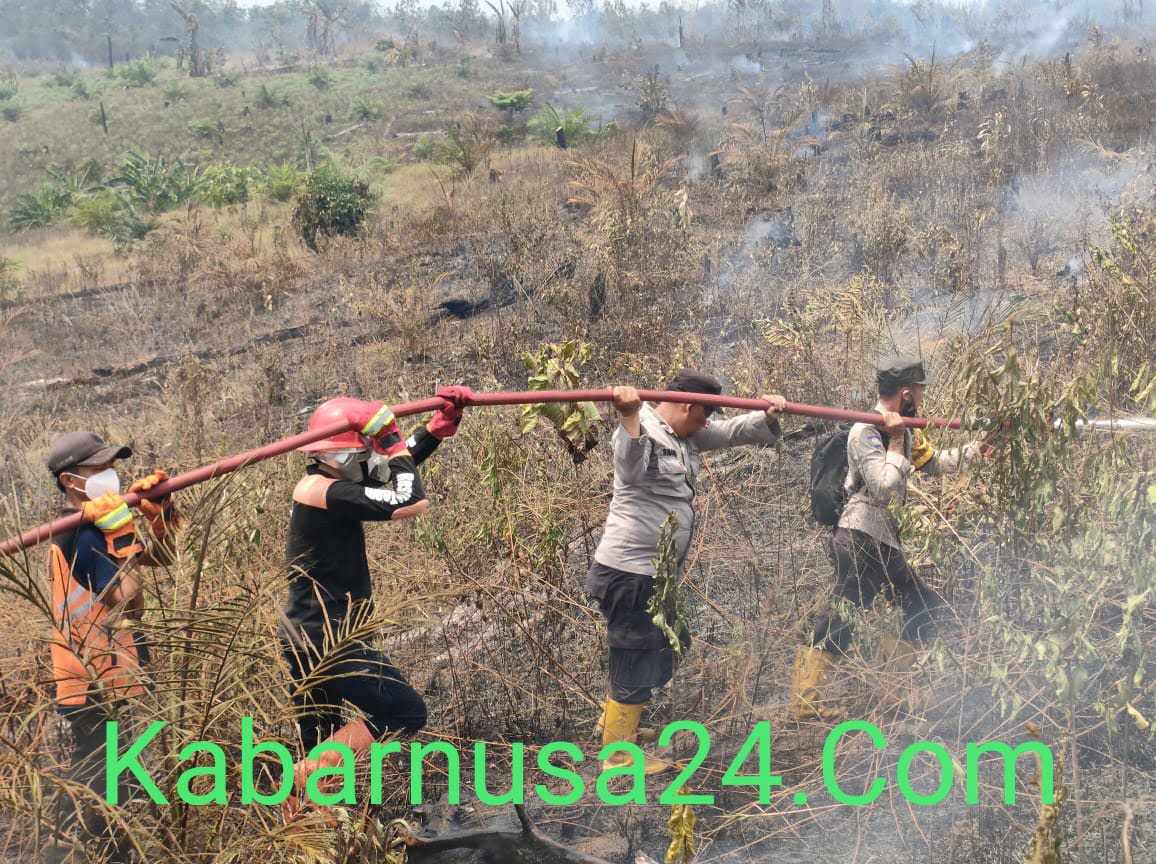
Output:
[297,398,371,453]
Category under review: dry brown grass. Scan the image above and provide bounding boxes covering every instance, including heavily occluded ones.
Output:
[1,20,1156,864]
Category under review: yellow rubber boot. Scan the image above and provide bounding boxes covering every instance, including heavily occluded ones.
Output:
[877,636,929,715]
[877,635,916,676]
[595,698,657,743]
[601,699,671,775]
[283,717,376,823]
[787,646,846,721]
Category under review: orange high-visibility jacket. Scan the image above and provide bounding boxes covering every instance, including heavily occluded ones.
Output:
[48,523,145,707]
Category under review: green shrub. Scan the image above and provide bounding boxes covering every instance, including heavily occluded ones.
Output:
[71,80,89,100]
[0,257,23,304]
[50,70,78,88]
[291,163,374,251]
[1,104,21,122]
[8,163,101,231]
[528,103,599,146]
[188,118,220,140]
[199,163,257,209]
[163,83,186,103]
[214,72,237,88]
[375,38,396,51]
[432,115,494,175]
[367,155,397,174]
[76,158,104,185]
[488,88,533,112]
[412,132,437,159]
[67,188,121,232]
[351,97,383,121]
[108,149,203,213]
[639,72,669,118]
[9,185,70,231]
[307,67,332,89]
[407,79,432,100]
[68,189,154,248]
[256,83,279,109]
[117,61,156,87]
[260,162,304,202]
[454,57,474,78]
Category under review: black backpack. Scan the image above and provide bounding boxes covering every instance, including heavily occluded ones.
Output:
[809,425,852,526]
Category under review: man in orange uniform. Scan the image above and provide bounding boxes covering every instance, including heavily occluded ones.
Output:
[45,431,180,859]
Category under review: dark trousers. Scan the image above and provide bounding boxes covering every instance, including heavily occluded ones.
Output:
[587,562,689,705]
[56,698,139,848]
[607,645,676,705]
[810,528,945,655]
[283,639,427,751]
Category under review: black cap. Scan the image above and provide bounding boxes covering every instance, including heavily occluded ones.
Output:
[46,432,132,476]
[667,369,724,396]
[876,356,931,390]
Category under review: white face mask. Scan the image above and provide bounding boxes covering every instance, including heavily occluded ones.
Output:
[83,468,121,499]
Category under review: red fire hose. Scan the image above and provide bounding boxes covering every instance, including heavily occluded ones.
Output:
[0,390,962,557]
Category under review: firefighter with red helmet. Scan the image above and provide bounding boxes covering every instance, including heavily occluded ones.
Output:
[280,387,470,817]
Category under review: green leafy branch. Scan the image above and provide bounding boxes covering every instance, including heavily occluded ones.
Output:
[648,513,689,657]
[518,339,602,463]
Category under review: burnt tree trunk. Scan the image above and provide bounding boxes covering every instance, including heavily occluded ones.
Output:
[172,3,204,77]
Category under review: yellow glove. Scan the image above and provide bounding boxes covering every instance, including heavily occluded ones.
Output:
[129,470,180,538]
[81,492,142,559]
[910,428,936,470]
[81,491,131,529]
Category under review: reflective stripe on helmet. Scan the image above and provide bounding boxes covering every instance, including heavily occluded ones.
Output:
[360,404,395,436]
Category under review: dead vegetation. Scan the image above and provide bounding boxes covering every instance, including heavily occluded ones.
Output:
[1,3,1155,863]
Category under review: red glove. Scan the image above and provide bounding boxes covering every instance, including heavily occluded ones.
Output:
[427,385,473,440]
[129,470,180,538]
[346,400,397,438]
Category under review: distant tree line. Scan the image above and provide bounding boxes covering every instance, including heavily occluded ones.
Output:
[0,0,489,65]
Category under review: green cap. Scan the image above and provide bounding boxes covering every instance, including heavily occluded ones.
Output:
[876,356,931,390]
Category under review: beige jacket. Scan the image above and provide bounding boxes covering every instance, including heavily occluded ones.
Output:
[839,402,980,548]
[592,402,780,576]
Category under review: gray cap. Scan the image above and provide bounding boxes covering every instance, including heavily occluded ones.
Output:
[877,356,932,389]
[46,432,132,476]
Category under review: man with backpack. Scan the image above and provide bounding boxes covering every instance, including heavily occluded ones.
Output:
[791,356,984,720]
